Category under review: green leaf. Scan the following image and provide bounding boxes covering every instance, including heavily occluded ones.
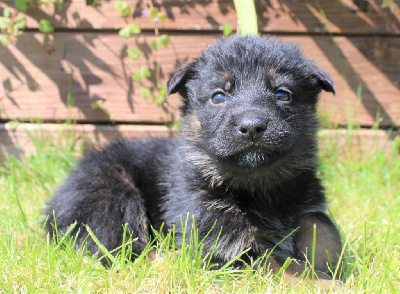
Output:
[140,66,151,78]
[133,70,142,81]
[0,17,11,30]
[233,0,258,35]
[4,7,11,18]
[128,23,140,35]
[166,120,181,131]
[157,35,169,48]
[157,11,167,23]
[0,35,8,46]
[222,23,233,36]
[159,88,166,97]
[90,99,104,109]
[88,0,101,7]
[153,93,166,105]
[157,82,166,94]
[14,17,26,31]
[119,26,131,38]
[14,16,26,24]
[150,40,159,51]
[56,0,63,10]
[381,0,394,8]
[126,48,141,61]
[154,83,167,105]
[119,23,141,38]
[9,120,20,131]
[38,19,54,34]
[15,0,27,12]
[115,1,131,17]
[140,87,151,99]
[149,7,159,20]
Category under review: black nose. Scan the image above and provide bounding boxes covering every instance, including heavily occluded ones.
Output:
[237,115,267,141]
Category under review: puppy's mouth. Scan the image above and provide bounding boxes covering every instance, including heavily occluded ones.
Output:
[223,147,288,170]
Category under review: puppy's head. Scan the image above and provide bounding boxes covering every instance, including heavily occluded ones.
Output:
[168,36,334,185]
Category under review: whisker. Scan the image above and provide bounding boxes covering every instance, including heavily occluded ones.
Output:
[271,114,301,127]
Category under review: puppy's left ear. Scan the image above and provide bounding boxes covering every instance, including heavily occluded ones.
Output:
[310,64,335,94]
[167,61,197,95]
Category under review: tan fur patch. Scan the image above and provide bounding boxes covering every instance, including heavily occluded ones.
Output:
[224,81,232,91]
[188,113,202,131]
[220,71,234,92]
[221,70,233,80]
[181,113,202,142]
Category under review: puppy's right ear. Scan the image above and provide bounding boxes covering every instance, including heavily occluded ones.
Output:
[167,62,197,95]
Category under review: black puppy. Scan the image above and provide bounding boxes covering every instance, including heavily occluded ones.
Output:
[45,35,341,282]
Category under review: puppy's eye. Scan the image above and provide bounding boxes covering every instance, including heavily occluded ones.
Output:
[211,92,227,104]
[275,90,292,102]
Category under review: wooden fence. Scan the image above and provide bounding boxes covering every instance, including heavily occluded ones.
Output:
[0,0,399,159]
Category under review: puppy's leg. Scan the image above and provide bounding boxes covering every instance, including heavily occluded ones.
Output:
[46,163,150,261]
[260,213,341,288]
[294,212,342,274]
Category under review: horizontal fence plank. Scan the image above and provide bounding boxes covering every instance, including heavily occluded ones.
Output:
[0,123,172,160]
[1,0,400,34]
[0,33,399,127]
[318,129,399,155]
[0,123,398,160]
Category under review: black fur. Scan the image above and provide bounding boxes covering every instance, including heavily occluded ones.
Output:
[45,36,341,276]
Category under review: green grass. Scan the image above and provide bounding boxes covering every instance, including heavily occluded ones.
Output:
[0,129,399,293]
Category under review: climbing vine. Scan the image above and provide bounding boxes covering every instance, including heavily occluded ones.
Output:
[0,0,58,46]
[116,0,169,106]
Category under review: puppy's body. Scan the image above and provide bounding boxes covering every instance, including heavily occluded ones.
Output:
[46,36,341,278]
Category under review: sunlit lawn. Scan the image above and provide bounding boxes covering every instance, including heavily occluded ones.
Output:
[0,130,399,293]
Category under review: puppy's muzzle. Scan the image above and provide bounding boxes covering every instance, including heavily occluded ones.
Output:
[236,115,267,142]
